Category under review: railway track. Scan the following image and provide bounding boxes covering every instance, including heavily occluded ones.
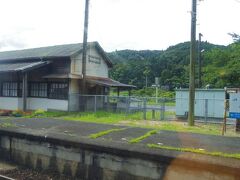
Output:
[0,174,15,180]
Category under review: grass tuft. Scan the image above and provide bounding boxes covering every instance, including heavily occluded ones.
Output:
[147,144,240,159]
[129,130,158,144]
[0,122,15,128]
[89,128,126,139]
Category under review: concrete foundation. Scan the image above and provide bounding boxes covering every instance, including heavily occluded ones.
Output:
[0,131,239,180]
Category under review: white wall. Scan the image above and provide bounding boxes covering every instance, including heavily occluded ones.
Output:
[71,45,109,78]
[176,89,225,118]
[229,93,240,113]
[0,97,20,110]
[27,98,68,111]
[0,97,68,111]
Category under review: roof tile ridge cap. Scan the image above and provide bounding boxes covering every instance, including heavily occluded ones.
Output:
[0,42,84,53]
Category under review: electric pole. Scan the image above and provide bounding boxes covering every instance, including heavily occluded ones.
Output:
[82,0,90,94]
[198,33,203,88]
[188,0,197,126]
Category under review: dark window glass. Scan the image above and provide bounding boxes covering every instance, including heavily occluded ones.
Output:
[30,83,47,97]
[49,83,68,100]
[2,82,18,97]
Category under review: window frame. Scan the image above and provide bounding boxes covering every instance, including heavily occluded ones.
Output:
[0,81,69,100]
[29,82,48,98]
[48,82,69,100]
[1,81,21,97]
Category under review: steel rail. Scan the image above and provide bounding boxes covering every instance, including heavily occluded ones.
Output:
[0,174,16,180]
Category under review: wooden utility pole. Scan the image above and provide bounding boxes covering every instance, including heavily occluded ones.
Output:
[188,0,197,126]
[81,0,90,94]
[198,33,203,88]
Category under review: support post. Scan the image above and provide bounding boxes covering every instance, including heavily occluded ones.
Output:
[143,98,147,120]
[188,0,197,126]
[236,119,240,133]
[222,99,227,135]
[198,33,203,88]
[117,87,120,96]
[107,95,110,112]
[160,98,165,120]
[145,76,148,88]
[81,0,90,95]
[22,72,28,111]
[124,96,130,114]
[94,95,97,113]
[204,99,208,123]
[128,96,131,113]
[156,86,158,104]
[155,77,159,103]
[152,110,155,120]
[128,89,131,97]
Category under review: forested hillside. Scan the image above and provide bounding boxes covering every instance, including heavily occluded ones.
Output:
[203,43,240,88]
[108,41,236,89]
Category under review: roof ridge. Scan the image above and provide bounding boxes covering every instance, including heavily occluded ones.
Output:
[0,41,100,54]
[0,42,85,54]
[0,42,98,62]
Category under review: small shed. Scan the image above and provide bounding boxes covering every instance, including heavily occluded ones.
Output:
[176,89,226,119]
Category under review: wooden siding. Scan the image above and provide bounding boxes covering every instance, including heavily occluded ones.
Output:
[70,45,109,78]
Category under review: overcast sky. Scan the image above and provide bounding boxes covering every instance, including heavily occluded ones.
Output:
[0,0,239,52]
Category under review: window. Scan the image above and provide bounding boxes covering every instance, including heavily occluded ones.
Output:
[30,83,47,97]
[0,82,68,99]
[2,82,18,97]
[49,83,68,100]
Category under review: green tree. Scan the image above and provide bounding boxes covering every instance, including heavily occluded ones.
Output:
[228,33,240,43]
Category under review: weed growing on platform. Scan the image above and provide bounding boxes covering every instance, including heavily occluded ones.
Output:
[129,130,158,144]
[89,128,126,139]
[147,144,240,159]
[26,110,69,118]
[0,122,15,128]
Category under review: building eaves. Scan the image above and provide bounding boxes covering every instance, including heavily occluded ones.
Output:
[0,42,113,68]
[0,61,50,73]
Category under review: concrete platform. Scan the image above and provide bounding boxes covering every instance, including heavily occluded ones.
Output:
[0,117,240,179]
[0,117,239,154]
[0,161,17,171]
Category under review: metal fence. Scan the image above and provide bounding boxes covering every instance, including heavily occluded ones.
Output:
[68,94,175,120]
[68,94,232,123]
[176,98,228,122]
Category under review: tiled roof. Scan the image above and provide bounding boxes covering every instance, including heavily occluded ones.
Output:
[0,43,83,61]
[0,61,49,73]
[0,42,112,67]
